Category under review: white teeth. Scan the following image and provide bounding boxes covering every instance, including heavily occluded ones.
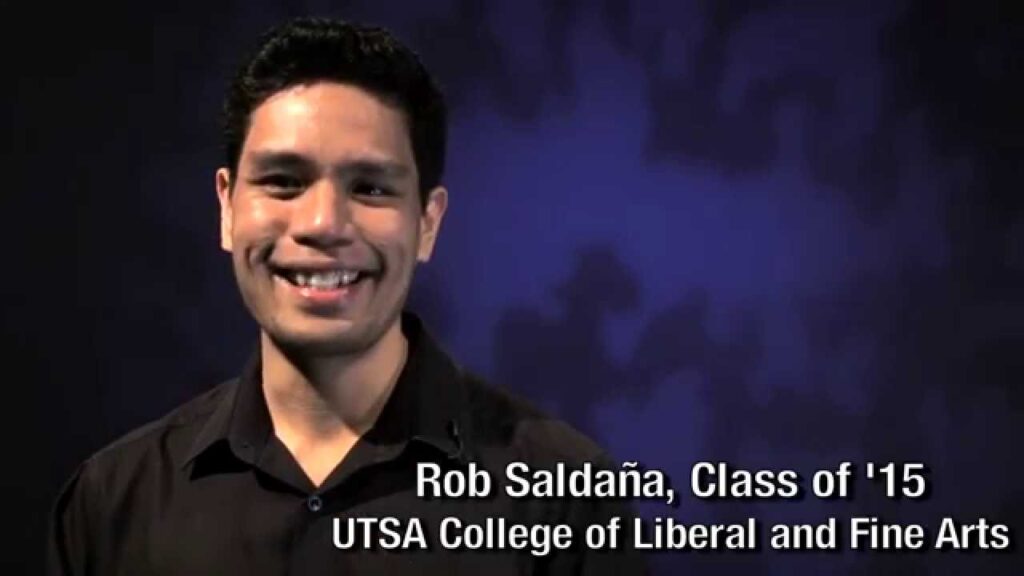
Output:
[309,271,342,288]
[289,270,361,289]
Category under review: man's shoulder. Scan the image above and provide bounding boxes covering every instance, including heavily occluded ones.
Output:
[85,379,235,473]
[459,371,611,468]
[51,378,237,531]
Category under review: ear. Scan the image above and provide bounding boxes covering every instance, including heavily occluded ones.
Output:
[417,186,448,263]
[215,168,234,252]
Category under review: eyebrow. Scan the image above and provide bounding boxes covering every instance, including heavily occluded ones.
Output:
[247,151,412,179]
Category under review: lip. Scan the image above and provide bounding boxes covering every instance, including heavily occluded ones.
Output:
[269,261,371,273]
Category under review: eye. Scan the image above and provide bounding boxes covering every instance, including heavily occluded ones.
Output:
[255,174,306,196]
[353,182,393,198]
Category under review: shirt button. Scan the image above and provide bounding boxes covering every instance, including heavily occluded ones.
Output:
[307,495,323,512]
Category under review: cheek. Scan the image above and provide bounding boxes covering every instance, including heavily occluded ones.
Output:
[355,208,420,255]
[232,198,288,260]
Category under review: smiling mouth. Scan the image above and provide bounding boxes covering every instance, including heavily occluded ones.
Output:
[272,268,371,291]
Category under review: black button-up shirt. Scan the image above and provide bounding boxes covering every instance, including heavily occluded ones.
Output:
[47,313,647,575]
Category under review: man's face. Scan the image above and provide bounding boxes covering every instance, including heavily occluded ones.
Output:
[216,82,447,356]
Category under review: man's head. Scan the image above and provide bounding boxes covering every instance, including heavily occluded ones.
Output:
[216,18,448,356]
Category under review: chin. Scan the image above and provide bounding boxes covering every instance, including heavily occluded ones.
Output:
[266,321,383,357]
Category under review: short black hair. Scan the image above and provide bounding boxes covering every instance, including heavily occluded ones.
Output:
[222,17,447,203]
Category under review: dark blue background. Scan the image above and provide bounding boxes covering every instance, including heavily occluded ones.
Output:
[5,1,1021,574]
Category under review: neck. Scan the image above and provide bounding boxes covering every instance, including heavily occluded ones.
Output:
[260,321,408,442]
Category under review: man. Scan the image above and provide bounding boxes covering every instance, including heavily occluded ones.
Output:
[47,17,646,575]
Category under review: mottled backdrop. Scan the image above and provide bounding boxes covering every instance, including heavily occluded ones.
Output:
[4,0,1021,574]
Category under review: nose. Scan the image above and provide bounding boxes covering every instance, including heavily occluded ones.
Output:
[291,179,353,247]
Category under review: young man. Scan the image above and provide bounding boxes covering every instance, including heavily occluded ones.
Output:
[47,18,646,575]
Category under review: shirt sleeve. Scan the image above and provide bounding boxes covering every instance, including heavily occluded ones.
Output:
[46,459,103,576]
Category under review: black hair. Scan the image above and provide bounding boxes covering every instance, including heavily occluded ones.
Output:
[222,17,447,203]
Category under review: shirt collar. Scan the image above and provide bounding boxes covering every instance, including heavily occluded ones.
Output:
[183,312,468,469]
